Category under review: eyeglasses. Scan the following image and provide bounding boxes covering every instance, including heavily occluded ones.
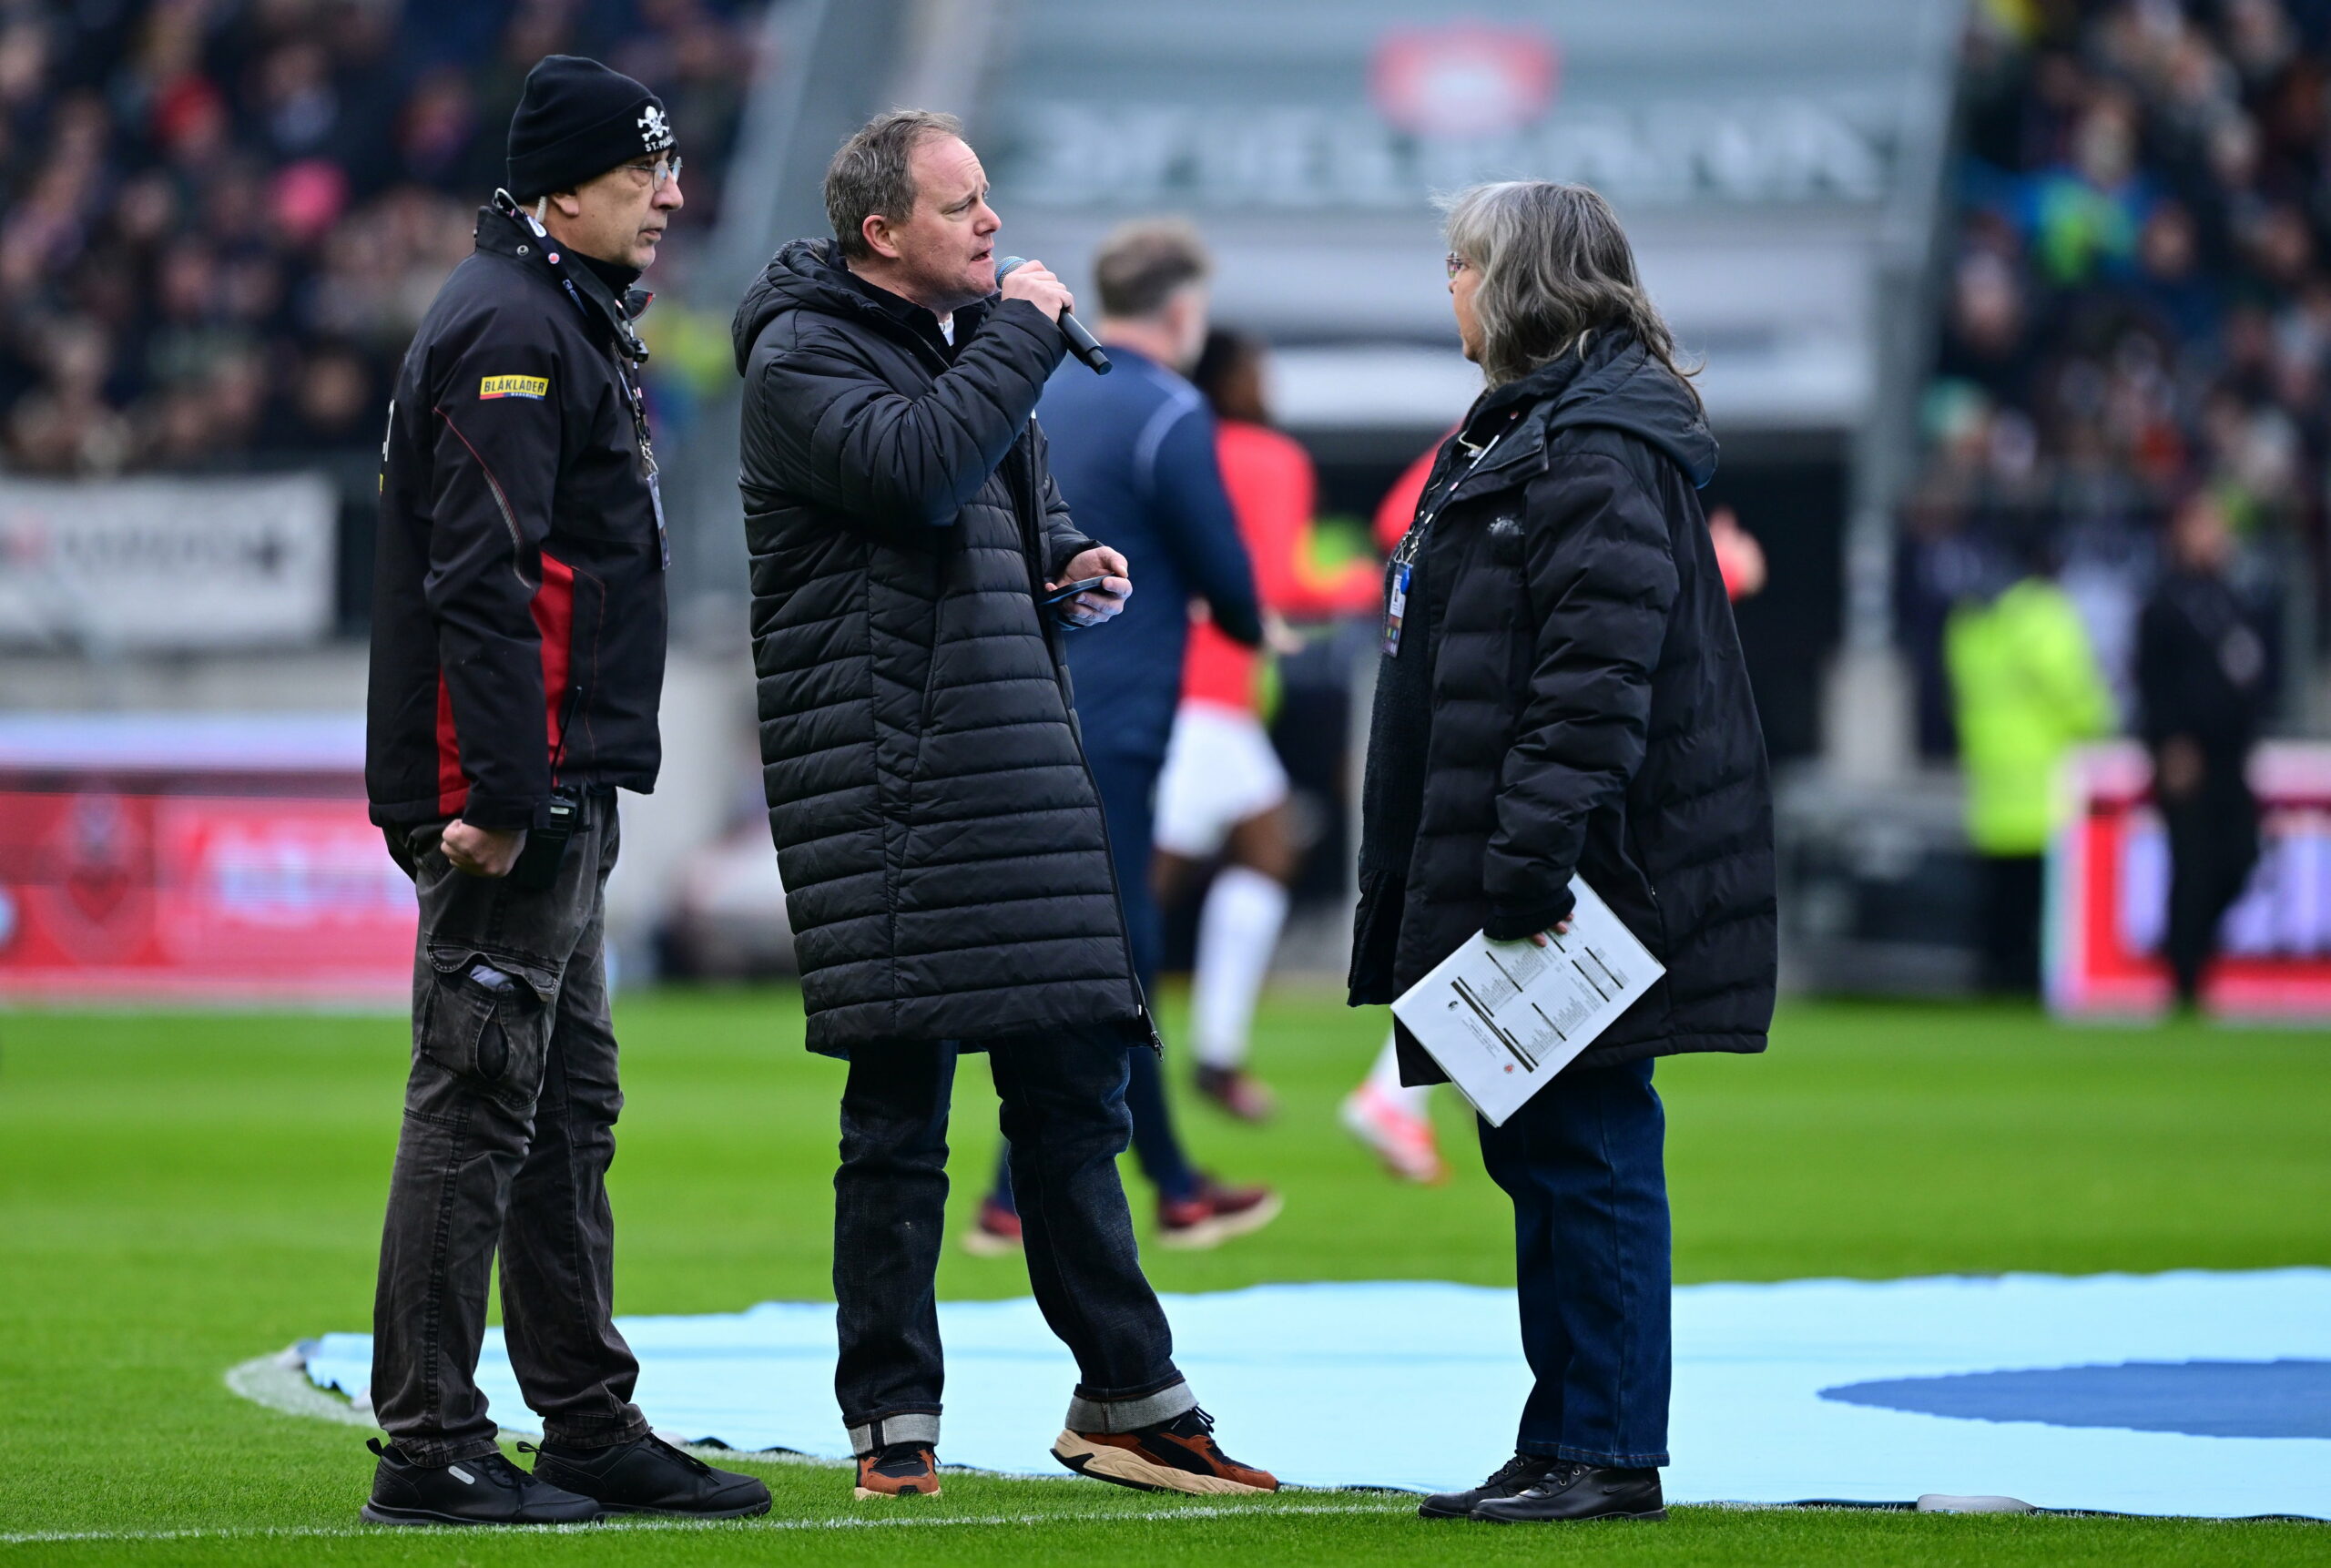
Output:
[625,156,683,192]
[1445,252,1473,280]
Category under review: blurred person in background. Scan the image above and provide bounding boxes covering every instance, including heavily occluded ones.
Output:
[963,223,1282,1257]
[1910,0,2331,748]
[1155,328,1380,1124]
[363,56,769,1528]
[1705,505,1767,602]
[733,112,1277,1501]
[1352,181,1774,1527]
[1943,535,2115,995]
[2138,489,2270,1009]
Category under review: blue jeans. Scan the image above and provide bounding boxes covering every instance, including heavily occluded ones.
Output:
[991,747,1198,1210]
[1475,1060,1671,1469]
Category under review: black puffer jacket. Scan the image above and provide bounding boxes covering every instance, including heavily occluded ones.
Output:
[1349,333,1776,1078]
[733,239,1149,1056]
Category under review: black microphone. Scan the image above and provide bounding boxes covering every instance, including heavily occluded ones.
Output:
[994,256,1111,374]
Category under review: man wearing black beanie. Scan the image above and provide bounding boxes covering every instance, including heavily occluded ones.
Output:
[361,56,769,1525]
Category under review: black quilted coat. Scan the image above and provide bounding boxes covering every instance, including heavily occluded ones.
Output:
[1349,333,1776,1081]
[732,240,1148,1055]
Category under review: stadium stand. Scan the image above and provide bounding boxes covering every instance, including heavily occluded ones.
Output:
[0,0,763,617]
[1904,0,2331,754]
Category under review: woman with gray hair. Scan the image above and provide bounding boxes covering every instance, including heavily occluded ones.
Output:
[1348,181,1776,1525]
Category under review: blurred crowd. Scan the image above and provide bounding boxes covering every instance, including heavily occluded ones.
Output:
[0,0,763,481]
[1905,0,2331,751]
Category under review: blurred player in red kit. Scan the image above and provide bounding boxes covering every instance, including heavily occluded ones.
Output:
[1160,329,1380,1121]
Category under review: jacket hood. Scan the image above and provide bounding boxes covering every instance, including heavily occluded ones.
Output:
[1488,332,1720,490]
[732,237,877,373]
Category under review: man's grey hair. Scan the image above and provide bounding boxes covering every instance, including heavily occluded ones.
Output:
[825,108,963,260]
[1093,219,1210,321]
[1441,180,1700,403]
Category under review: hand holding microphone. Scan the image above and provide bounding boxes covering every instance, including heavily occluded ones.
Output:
[995,256,1112,374]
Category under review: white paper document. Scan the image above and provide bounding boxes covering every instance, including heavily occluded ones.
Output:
[1389,878,1664,1126]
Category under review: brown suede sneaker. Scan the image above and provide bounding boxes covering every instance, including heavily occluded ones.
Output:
[1052,1408,1277,1495]
[853,1442,941,1500]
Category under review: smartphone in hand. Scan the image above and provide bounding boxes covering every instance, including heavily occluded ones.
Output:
[1041,575,1110,606]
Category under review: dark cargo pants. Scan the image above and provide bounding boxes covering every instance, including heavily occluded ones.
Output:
[370,794,650,1464]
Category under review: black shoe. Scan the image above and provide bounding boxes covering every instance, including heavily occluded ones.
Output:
[360,1438,604,1526]
[1417,1452,1564,1519]
[525,1433,772,1519]
[1470,1461,1666,1523]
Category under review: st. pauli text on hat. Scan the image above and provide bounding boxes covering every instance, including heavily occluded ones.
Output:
[359,55,769,1529]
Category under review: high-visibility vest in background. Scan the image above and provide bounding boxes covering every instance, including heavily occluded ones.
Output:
[1945,575,2117,858]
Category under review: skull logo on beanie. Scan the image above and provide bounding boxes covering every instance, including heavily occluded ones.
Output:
[505,55,675,202]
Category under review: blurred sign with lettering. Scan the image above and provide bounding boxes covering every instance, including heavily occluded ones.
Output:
[991,1,1936,212]
[2051,743,2331,1018]
[0,474,336,649]
[0,715,411,1003]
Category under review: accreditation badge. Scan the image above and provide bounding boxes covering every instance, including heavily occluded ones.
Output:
[1383,561,1411,657]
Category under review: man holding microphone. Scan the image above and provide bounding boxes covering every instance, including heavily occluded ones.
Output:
[731,109,1277,1502]
[361,56,769,1525]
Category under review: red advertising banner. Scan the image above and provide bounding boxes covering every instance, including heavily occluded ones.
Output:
[2051,742,2331,1019]
[0,716,412,1004]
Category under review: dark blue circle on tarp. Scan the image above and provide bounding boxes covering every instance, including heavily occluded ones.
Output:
[1820,1359,2331,1439]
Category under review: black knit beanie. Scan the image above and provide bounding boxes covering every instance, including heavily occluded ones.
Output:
[505,56,674,202]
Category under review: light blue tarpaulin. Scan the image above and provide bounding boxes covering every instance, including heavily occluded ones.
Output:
[304,1269,2331,1519]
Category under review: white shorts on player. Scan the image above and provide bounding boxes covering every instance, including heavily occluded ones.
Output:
[1155,701,1291,1079]
[1155,700,1289,860]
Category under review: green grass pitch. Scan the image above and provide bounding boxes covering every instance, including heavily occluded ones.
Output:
[1,989,2326,1564]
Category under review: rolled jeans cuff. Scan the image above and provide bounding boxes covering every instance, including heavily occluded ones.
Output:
[1523,1440,1670,1469]
[1064,1376,1195,1434]
[847,1409,940,1456]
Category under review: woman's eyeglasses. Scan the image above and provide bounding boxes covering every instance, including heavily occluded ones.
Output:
[626,156,683,192]
[1445,252,1473,280]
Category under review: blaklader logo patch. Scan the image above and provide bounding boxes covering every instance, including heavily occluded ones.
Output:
[479,375,548,400]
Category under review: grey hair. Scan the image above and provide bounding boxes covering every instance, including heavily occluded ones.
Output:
[825,108,964,260]
[1440,180,1700,405]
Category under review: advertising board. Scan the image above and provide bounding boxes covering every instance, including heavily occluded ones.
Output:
[2051,743,2331,1018]
[0,717,412,1004]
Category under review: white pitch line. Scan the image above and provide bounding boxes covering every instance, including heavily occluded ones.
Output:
[0,1501,1416,1547]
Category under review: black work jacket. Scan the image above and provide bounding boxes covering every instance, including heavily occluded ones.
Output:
[732,239,1148,1056]
[367,204,667,830]
[1349,335,1776,1079]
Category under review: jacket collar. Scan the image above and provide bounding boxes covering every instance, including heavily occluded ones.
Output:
[835,261,983,365]
[1437,331,1719,505]
[475,199,653,365]
[730,238,993,376]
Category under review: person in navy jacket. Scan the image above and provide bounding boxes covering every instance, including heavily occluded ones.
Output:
[964,220,1283,1255]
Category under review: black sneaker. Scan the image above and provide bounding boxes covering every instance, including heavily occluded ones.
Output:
[524,1433,772,1519]
[359,1438,603,1527]
[1471,1461,1666,1523]
[1418,1452,1562,1519]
